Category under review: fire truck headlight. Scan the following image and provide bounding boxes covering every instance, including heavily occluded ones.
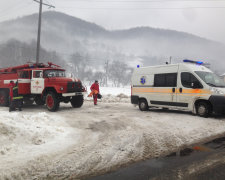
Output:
[60,87,64,91]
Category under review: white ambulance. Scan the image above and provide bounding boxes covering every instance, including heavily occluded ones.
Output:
[131,60,225,117]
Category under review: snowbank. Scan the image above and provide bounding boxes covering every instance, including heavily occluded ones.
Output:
[85,86,130,103]
[85,86,130,96]
[0,108,81,178]
[99,86,130,96]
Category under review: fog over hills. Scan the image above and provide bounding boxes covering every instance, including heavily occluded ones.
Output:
[0,11,224,78]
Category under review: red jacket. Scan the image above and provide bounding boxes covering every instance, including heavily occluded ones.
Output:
[8,81,15,100]
[90,83,99,93]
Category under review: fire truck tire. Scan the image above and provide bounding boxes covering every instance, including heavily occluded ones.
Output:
[0,90,9,106]
[45,92,59,112]
[35,96,45,105]
[71,95,83,108]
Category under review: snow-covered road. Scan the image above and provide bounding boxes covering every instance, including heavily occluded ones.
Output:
[0,99,225,179]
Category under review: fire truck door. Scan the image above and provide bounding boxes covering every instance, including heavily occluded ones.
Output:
[31,70,44,94]
[18,70,31,94]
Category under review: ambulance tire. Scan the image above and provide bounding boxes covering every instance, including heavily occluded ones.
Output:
[71,95,83,108]
[196,101,211,118]
[0,90,9,106]
[46,92,59,112]
[139,99,148,111]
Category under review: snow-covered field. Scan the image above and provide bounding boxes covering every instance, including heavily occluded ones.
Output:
[0,87,225,179]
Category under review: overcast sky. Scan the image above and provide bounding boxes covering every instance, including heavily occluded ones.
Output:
[0,0,225,43]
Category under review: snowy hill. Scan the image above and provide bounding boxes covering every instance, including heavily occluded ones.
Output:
[0,11,225,72]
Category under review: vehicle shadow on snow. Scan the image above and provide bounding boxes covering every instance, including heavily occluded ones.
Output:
[22,104,82,112]
[145,108,225,120]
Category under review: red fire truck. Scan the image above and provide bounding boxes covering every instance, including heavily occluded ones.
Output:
[0,62,86,111]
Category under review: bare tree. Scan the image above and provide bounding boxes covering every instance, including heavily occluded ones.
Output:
[70,52,90,80]
[109,60,130,87]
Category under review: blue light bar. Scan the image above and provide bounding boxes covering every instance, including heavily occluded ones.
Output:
[183,59,203,65]
[196,61,203,65]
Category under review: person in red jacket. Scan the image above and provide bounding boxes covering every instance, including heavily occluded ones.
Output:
[90,80,100,105]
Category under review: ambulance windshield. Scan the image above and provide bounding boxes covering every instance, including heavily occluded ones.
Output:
[44,70,65,77]
[195,71,225,88]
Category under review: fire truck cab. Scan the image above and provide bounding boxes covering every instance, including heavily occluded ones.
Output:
[0,62,86,111]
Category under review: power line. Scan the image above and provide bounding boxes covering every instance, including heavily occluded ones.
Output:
[34,0,55,9]
[61,0,225,2]
[55,0,225,10]
[57,6,225,9]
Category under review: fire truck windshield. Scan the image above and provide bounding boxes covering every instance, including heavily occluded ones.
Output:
[44,70,65,78]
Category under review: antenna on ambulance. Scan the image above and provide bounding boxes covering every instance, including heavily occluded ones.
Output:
[165,56,172,65]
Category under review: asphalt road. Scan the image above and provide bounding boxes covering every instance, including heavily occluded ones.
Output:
[88,137,225,180]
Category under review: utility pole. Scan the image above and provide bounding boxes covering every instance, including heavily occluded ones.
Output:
[34,0,55,64]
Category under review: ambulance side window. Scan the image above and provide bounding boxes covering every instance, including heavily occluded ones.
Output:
[154,73,177,87]
[181,72,203,89]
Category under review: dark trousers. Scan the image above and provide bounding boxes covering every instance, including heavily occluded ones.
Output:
[9,99,23,111]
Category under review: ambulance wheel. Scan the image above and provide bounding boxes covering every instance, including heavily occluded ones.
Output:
[46,92,59,112]
[0,90,9,106]
[139,99,148,111]
[35,96,45,105]
[71,95,83,108]
[196,101,211,117]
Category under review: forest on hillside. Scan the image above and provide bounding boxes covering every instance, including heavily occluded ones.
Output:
[0,39,132,87]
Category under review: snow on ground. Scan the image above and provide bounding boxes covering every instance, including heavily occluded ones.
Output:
[0,87,225,179]
[0,108,82,179]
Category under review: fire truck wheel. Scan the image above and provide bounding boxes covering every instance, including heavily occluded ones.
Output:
[46,92,59,112]
[0,90,9,106]
[71,95,83,108]
[35,96,45,105]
